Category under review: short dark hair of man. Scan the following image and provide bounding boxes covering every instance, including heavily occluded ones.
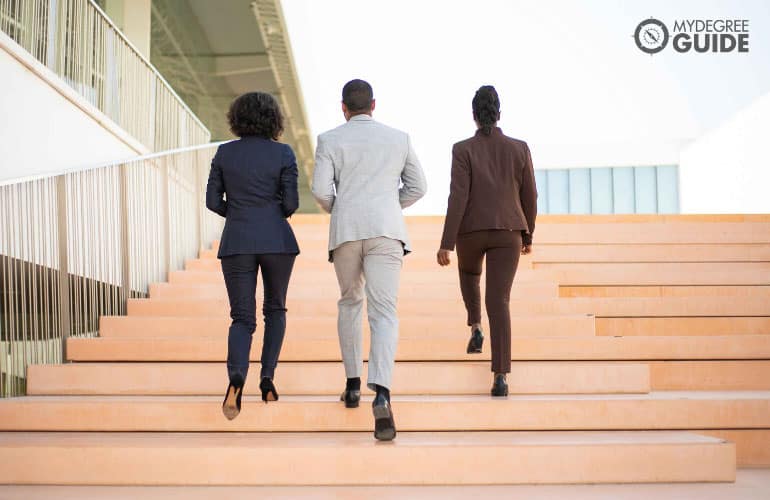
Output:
[227,92,284,140]
[342,79,374,113]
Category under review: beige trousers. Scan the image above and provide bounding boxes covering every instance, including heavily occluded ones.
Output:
[332,237,403,390]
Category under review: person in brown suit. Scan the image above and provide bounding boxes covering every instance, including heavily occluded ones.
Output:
[437,85,538,397]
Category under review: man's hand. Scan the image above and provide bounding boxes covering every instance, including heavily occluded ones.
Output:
[521,245,533,255]
[437,249,452,266]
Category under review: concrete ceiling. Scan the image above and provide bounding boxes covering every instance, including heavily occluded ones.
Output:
[150,0,316,212]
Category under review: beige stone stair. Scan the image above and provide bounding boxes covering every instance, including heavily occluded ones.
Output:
[0,431,736,486]
[5,215,770,486]
[0,392,768,433]
[25,361,651,395]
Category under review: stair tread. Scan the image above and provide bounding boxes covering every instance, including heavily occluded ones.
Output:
[0,430,727,447]
[7,390,770,402]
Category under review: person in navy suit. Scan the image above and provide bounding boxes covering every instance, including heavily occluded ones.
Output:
[206,92,300,420]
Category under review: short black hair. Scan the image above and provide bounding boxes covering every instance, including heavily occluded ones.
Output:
[227,92,284,139]
[472,85,501,136]
[342,79,373,113]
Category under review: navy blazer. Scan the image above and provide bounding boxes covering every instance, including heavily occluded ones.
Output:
[206,137,300,258]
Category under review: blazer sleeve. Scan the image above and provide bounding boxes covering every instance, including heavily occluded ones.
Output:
[280,144,300,217]
[311,134,336,214]
[399,134,428,209]
[205,147,227,218]
[520,143,538,246]
[439,144,471,251]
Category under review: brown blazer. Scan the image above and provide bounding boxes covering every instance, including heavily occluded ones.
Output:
[440,127,537,250]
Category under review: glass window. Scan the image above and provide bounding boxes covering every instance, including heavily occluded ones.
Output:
[656,166,680,213]
[634,167,658,213]
[569,169,591,214]
[612,167,635,214]
[547,170,569,214]
[590,168,613,214]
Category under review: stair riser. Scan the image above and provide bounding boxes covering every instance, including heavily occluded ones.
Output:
[26,362,651,395]
[201,243,770,263]
[0,441,735,485]
[125,297,770,318]
[562,286,770,298]
[168,269,556,285]
[2,399,768,432]
[66,335,770,362]
[597,317,770,336]
[98,315,596,338]
[150,282,559,300]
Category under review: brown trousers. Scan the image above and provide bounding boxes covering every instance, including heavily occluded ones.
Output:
[456,230,522,374]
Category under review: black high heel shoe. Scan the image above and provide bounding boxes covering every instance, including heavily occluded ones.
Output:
[222,375,244,420]
[491,373,509,397]
[260,377,279,403]
[466,327,484,354]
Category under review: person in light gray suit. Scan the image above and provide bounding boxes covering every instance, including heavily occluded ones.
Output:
[312,79,427,441]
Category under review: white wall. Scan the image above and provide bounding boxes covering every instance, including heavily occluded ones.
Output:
[0,35,147,183]
[679,92,770,214]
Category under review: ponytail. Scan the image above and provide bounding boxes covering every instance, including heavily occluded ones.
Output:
[472,85,500,136]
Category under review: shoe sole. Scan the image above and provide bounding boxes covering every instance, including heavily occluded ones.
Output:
[373,404,396,441]
[466,336,484,354]
[340,392,361,409]
[222,387,240,420]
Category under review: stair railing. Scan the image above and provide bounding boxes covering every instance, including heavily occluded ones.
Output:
[0,142,225,397]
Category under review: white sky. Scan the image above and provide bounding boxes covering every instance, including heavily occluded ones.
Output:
[281,0,770,215]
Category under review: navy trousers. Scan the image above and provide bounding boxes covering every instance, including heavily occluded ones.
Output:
[221,253,296,382]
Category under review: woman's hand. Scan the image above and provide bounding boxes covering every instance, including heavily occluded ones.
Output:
[437,249,452,266]
[521,245,533,255]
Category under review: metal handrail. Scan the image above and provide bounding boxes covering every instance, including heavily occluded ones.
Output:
[0,143,224,397]
[0,0,211,151]
[0,141,229,187]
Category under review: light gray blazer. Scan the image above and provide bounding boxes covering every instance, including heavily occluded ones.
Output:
[311,114,427,260]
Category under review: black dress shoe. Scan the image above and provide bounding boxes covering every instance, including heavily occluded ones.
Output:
[340,377,361,408]
[466,328,484,354]
[340,389,361,408]
[372,386,396,441]
[259,377,279,403]
[491,373,509,397]
[222,374,244,420]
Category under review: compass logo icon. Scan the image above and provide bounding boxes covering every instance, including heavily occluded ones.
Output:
[634,18,669,54]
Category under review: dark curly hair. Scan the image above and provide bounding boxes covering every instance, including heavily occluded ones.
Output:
[227,92,284,139]
[472,85,500,136]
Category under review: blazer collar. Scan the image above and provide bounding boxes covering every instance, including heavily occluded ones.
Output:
[349,114,374,122]
[475,126,503,137]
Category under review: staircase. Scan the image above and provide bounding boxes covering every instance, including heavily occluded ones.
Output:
[1,214,769,487]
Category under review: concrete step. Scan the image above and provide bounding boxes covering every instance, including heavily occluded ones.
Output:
[0,431,736,485]
[3,471,770,500]
[649,361,770,391]
[125,296,770,318]
[200,243,770,263]
[701,430,770,468]
[596,317,770,336]
[528,244,770,263]
[285,222,770,244]
[66,335,770,362]
[545,263,770,285]
[25,361,651,395]
[150,280,559,300]
[98,314,596,338]
[561,285,770,298]
[1,392,768,432]
[169,260,560,284]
